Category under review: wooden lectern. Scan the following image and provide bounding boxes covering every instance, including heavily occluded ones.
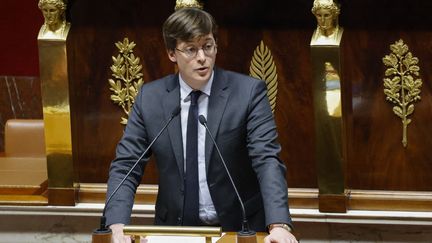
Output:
[92,225,268,243]
[93,225,221,243]
[124,225,221,243]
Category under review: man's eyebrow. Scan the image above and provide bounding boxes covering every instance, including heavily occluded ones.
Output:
[184,39,214,45]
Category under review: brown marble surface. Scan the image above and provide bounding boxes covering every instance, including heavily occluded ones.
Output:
[0,76,43,152]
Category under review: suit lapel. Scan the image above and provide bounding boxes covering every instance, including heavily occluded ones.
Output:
[205,68,230,174]
[162,75,184,179]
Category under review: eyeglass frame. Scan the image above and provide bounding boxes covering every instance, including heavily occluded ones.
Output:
[175,42,217,58]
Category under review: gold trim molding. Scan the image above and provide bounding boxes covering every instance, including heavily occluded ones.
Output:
[382,39,422,147]
[78,183,432,212]
[109,38,144,125]
[249,41,279,113]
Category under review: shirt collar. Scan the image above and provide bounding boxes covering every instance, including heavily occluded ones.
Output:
[179,70,214,100]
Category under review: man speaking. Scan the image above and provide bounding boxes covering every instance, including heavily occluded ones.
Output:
[105,7,297,243]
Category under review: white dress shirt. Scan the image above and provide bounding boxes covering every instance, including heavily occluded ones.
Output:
[179,72,219,224]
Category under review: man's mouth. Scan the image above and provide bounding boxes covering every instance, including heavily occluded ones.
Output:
[195,67,209,74]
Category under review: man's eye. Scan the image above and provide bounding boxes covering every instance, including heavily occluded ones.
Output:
[186,47,197,53]
[204,44,213,50]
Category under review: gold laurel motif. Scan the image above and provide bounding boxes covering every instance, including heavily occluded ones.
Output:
[175,0,203,10]
[109,38,144,125]
[249,41,278,113]
[382,39,422,147]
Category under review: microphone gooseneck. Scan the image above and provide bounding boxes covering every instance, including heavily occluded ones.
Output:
[198,115,254,235]
[95,106,181,233]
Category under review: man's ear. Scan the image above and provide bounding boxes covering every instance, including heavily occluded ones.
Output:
[167,50,177,63]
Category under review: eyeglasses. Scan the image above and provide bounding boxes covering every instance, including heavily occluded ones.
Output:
[175,43,217,58]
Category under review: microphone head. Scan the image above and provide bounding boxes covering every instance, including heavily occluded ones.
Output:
[198,115,207,125]
[171,106,181,117]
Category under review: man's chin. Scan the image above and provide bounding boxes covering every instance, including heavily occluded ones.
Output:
[195,71,210,79]
[191,75,211,85]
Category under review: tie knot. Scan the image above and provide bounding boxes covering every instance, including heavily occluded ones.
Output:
[190,90,202,105]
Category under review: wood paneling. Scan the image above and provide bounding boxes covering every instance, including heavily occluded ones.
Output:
[65,0,432,197]
[1,0,431,209]
[343,31,432,191]
[67,1,318,188]
[68,1,176,184]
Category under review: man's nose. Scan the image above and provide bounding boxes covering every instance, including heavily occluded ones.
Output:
[196,49,206,61]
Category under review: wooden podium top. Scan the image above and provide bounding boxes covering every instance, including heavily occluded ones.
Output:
[217,232,267,242]
[94,226,269,243]
[136,232,268,243]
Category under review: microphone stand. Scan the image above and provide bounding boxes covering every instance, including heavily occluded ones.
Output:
[92,107,181,243]
[199,115,257,243]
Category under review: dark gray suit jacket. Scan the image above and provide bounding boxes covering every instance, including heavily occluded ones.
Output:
[105,67,292,232]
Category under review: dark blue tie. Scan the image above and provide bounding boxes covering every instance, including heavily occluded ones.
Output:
[183,90,201,225]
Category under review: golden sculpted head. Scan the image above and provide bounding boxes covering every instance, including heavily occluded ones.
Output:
[311,0,340,37]
[310,0,343,45]
[38,0,70,40]
[175,0,203,10]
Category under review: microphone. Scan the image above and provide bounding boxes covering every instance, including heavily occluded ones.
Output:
[198,115,256,241]
[93,106,181,237]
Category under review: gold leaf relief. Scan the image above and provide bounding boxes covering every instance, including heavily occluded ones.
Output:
[382,39,422,147]
[109,37,144,125]
[249,41,278,113]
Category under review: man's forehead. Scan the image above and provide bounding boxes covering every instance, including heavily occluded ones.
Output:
[180,34,215,45]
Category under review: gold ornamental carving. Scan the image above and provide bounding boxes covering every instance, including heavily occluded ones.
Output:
[382,39,422,147]
[109,38,144,125]
[249,41,278,113]
[310,0,343,46]
[38,0,70,40]
[175,0,203,10]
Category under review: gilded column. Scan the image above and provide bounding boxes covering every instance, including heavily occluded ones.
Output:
[37,0,75,205]
[310,0,347,213]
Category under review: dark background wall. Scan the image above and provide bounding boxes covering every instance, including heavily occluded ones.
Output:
[1,0,432,193]
[0,0,42,76]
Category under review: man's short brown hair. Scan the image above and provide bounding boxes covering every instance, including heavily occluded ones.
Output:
[162,8,218,51]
